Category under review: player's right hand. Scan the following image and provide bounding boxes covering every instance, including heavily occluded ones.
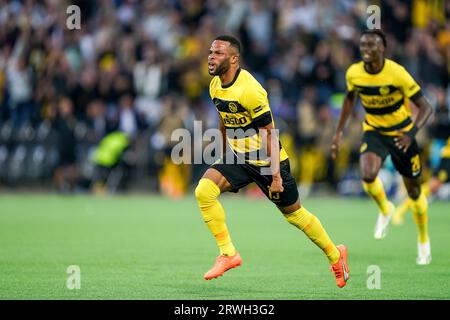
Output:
[270,175,284,193]
[331,132,342,160]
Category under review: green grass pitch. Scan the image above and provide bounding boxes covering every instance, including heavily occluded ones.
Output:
[0,193,448,300]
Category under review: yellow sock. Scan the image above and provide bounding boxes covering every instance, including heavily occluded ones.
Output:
[421,182,430,197]
[284,207,340,264]
[394,182,430,224]
[394,198,412,221]
[362,177,390,215]
[410,192,429,244]
[195,178,236,256]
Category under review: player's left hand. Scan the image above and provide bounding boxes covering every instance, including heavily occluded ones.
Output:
[394,135,412,153]
[270,176,284,193]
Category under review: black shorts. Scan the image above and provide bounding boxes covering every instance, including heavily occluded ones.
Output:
[433,157,450,183]
[211,152,299,207]
[360,131,422,178]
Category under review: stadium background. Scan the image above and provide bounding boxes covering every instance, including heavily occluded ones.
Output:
[0,0,449,198]
[1,0,450,301]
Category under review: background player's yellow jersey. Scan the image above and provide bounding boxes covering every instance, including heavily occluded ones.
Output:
[210,68,288,166]
[441,137,450,159]
[346,59,423,136]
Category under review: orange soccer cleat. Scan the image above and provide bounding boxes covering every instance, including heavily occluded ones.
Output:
[204,252,242,280]
[330,245,350,288]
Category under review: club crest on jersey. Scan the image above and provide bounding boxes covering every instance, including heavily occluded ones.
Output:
[379,86,390,96]
[229,102,238,113]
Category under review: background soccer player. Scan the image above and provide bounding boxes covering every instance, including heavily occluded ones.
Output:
[331,29,433,265]
[195,35,349,287]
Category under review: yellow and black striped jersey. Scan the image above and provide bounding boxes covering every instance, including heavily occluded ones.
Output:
[209,68,288,166]
[346,59,423,136]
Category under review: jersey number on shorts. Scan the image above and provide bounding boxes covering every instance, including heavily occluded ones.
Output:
[268,187,280,200]
[411,154,421,176]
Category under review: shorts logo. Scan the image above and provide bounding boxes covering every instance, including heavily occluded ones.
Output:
[379,86,390,96]
[229,102,238,113]
[360,143,368,153]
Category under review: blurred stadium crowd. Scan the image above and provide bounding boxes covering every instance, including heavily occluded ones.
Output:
[0,0,449,197]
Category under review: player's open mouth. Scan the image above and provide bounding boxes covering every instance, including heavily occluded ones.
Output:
[208,63,215,71]
[363,53,371,59]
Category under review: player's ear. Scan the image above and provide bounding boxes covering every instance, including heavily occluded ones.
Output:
[231,54,239,65]
[378,38,385,53]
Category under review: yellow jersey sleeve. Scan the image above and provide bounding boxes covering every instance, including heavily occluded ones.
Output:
[241,82,273,127]
[396,66,422,99]
[345,64,356,92]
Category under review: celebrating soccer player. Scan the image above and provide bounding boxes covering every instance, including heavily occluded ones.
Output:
[195,35,350,287]
[331,29,433,265]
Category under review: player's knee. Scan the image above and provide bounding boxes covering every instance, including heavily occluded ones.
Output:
[361,171,377,183]
[194,182,208,204]
[195,178,219,206]
[407,187,421,200]
[283,206,312,229]
[284,212,297,225]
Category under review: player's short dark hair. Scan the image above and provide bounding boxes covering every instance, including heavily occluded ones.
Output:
[214,35,241,53]
[361,29,387,47]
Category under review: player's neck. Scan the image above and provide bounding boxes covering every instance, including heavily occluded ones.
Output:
[220,66,240,87]
[364,58,385,74]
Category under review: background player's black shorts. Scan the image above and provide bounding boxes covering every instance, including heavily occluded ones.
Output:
[433,157,450,183]
[211,152,299,207]
[361,131,422,178]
